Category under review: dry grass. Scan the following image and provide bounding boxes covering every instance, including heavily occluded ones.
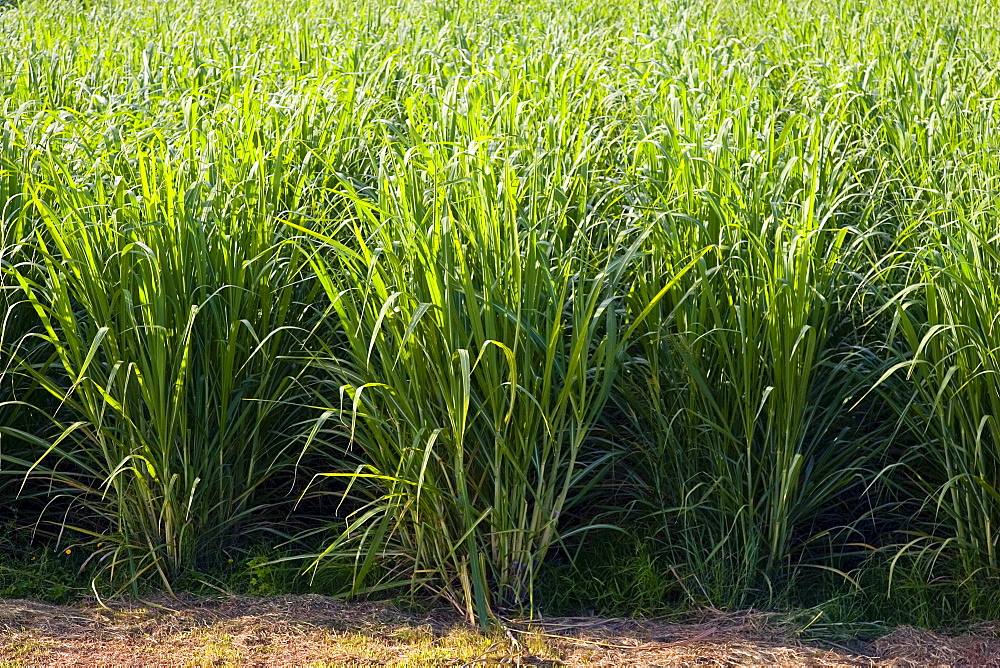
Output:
[1,596,998,666]
[0,595,548,667]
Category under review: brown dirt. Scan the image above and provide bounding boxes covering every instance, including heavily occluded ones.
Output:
[0,595,998,666]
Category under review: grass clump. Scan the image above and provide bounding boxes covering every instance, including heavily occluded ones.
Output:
[1,0,1000,631]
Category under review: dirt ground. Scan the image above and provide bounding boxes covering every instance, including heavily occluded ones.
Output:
[1,595,998,666]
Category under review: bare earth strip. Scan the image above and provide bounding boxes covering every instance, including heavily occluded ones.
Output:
[1,595,998,666]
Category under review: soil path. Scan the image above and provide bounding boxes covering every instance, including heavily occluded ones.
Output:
[1,595,998,666]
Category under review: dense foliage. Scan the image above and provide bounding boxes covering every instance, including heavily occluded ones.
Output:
[1,0,999,628]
